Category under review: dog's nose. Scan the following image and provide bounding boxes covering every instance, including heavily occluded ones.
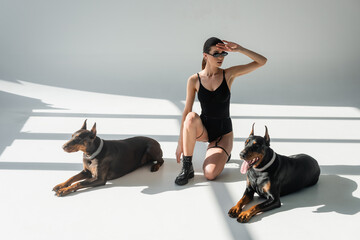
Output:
[240,151,246,159]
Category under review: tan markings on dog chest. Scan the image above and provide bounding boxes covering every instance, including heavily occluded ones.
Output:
[86,160,98,177]
[263,181,271,193]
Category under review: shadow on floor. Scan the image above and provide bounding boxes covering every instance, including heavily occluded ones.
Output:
[51,159,245,197]
[49,161,360,219]
[0,91,54,156]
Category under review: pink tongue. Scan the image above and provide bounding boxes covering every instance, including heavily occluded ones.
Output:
[240,161,250,174]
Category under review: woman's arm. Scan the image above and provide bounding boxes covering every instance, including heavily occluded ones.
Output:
[216,40,267,83]
[176,75,197,163]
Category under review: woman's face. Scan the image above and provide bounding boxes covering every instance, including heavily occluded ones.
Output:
[204,46,226,68]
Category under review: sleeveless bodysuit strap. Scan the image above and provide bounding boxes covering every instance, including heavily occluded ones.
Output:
[197,73,202,83]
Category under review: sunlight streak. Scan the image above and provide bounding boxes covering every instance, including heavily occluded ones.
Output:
[0,80,182,115]
[21,117,180,135]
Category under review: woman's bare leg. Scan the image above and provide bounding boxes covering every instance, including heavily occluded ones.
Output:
[175,112,208,186]
[182,112,208,155]
[203,132,233,180]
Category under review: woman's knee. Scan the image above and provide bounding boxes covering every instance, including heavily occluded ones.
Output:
[203,164,218,181]
[184,112,199,130]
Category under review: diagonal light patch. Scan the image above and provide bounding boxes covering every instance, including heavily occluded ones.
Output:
[21,117,180,136]
[0,79,182,115]
[230,103,360,118]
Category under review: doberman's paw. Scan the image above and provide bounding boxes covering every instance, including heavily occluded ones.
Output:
[228,206,242,218]
[55,187,73,197]
[53,183,68,192]
[151,163,161,172]
[237,211,253,223]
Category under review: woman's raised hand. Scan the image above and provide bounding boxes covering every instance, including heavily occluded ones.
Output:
[216,40,244,52]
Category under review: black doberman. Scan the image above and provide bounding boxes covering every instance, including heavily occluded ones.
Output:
[228,124,320,223]
[53,120,164,196]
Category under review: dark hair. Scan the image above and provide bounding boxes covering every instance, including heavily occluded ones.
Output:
[202,37,223,70]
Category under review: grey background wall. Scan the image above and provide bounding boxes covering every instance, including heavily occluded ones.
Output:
[1,0,359,108]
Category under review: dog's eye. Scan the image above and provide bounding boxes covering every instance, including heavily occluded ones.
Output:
[73,137,82,143]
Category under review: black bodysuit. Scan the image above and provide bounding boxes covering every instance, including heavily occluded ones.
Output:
[197,70,233,143]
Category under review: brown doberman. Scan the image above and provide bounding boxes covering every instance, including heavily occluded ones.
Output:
[53,120,164,196]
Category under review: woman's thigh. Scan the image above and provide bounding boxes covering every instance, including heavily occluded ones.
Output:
[188,113,209,142]
[207,131,233,155]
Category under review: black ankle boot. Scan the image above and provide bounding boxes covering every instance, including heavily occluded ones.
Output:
[175,156,194,186]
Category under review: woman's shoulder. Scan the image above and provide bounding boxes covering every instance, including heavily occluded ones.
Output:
[222,67,235,82]
[187,73,201,91]
[188,73,199,84]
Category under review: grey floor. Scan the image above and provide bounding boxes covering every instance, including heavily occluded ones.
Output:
[1,79,359,240]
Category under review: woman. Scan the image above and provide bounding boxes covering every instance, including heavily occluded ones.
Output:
[175,37,267,185]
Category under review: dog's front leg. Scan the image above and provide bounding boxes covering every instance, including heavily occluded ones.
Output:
[237,196,281,223]
[55,177,107,197]
[228,187,255,218]
[53,170,91,193]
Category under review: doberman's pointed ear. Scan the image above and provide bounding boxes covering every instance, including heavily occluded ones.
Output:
[81,119,87,130]
[250,123,255,136]
[91,123,96,138]
[264,126,270,146]
[90,123,97,138]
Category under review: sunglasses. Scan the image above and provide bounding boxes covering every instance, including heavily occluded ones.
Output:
[207,51,228,58]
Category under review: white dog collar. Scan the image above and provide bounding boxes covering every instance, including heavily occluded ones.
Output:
[253,152,276,172]
[83,139,104,160]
